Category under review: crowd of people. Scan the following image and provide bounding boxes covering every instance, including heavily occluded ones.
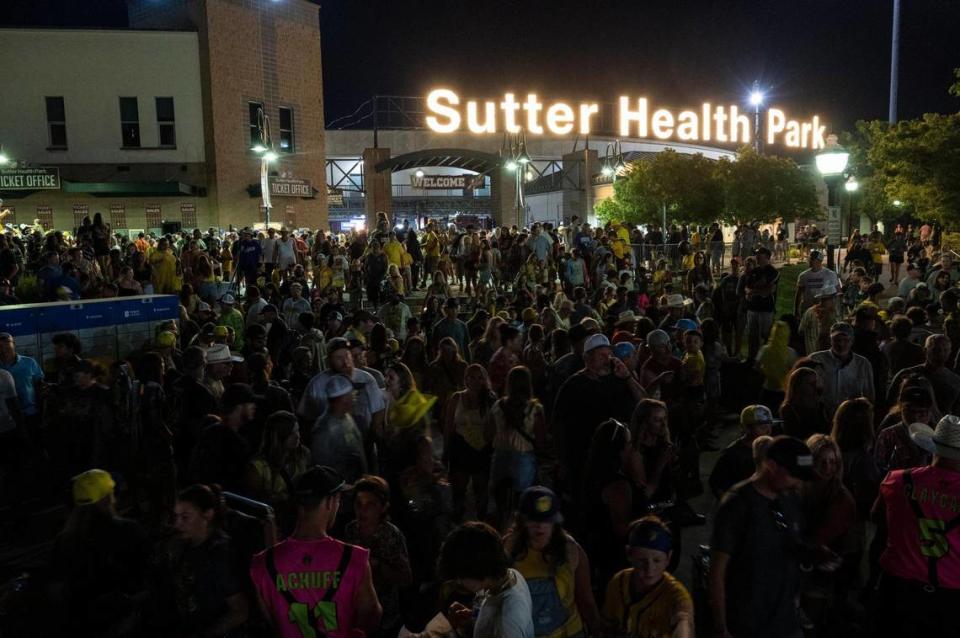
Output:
[1,210,959,638]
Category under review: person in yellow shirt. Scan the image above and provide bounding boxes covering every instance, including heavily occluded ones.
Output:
[867,232,886,279]
[603,516,694,638]
[383,232,405,268]
[422,223,442,287]
[505,486,603,638]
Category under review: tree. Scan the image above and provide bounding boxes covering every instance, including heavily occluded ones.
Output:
[598,149,723,226]
[854,114,960,226]
[717,146,820,224]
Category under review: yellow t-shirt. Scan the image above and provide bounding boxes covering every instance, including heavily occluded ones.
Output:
[383,240,404,266]
[603,570,693,638]
[869,240,886,264]
[424,232,441,257]
[511,537,585,638]
[682,349,705,386]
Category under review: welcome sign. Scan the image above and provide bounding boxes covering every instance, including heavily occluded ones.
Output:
[425,89,826,149]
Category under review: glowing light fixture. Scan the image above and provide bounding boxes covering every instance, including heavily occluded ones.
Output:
[251,143,268,154]
[263,150,279,163]
[749,90,764,107]
[601,165,614,177]
[893,199,903,207]
[415,169,424,178]
[844,177,859,192]
[505,159,518,172]
[815,134,849,176]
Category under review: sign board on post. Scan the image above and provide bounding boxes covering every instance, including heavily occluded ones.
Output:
[327,187,344,207]
[0,167,60,190]
[827,206,842,245]
[409,174,482,190]
[269,176,313,198]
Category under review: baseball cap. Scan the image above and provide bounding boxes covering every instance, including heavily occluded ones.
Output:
[327,337,350,355]
[627,517,673,553]
[676,318,698,333]
[328,311,344,322]
[294,466,351,504]
[72,469,116,505]
[583,333,612,354]
[740,404,774,427]
[197,301,212,313]
[809,250,823,261]
[754,245,772,256]
[213,325,229,337]
[765,435,816,481]
[156,331,177,348]
[646,329,671,348]
[613,341,635,360]
[326,374,354,399]
[220,293,236,305]
[518,486,563,523]
[900,385,933,407]
[830,321,855,337]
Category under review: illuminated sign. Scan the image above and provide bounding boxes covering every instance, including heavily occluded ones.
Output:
[0,167,60,190]
[269,176,313,198]
[410,174,484,189]
[425,89,826,149]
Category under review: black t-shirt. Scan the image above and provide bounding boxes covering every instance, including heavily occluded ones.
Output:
[711,480,805,637]
[708,438,755,498]
[554,371,635,477]
[742,263,779,312]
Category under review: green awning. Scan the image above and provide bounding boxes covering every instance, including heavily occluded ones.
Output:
[62,181,197,197]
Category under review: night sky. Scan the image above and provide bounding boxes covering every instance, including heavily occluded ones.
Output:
[4,0,959,136]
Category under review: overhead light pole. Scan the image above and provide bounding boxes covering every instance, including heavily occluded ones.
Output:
[889,0,901,123]
[500,130,530,228]
[844,176,859,249]
[816,134,850,270]
[601,140,625,180]
[749,82,764,153]
[251,106,277,227]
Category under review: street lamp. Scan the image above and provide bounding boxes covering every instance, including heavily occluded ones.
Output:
[0,147,9,166]
[500,131,531,227]
[844,177,859,244]
[602,140,625,180]
[251,106,277,226]
[415,169,424,178]
[816,134,850,270]
[748,81,764,153]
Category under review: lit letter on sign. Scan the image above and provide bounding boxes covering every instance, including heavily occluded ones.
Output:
[546,103,575,135]
[426,89,461,133]
[651,109,674,140]
[619,97,648,138]
[766,108,786,145]
[523,94,544,134]
[466,101,496,134]
[500,93,522,133]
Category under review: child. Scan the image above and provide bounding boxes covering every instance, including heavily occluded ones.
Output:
[681,328,706,394]
[388,263,405,295]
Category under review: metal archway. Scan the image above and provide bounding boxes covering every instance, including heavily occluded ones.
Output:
[374,148,501,174]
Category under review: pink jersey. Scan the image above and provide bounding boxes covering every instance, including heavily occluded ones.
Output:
[879,466,960,589]
[250,536,369,638]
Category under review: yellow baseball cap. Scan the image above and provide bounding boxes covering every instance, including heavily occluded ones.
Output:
[156,331,177,348]
[72,469,115,505]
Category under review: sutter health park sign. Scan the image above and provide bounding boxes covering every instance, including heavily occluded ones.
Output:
[0,167,60,190]
[425,89,826,149]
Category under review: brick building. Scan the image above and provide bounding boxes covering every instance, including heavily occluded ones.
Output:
[0,0,328,233]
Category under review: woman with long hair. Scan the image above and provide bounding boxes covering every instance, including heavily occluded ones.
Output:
[444,363,497,520]
[582,419,640,591]
[800,434,857,625]
[830,397,882,579]
[383,361,436,474]
[685,250,713,296]
[627,399,677,505]
[425,336,467,422]
[780,366,832,439]
[158,484,250,636]
[504,486,603,638]
[244,411,310,527]
[486,365,546,529]
[400,335,430,389]
[471,315,504,369]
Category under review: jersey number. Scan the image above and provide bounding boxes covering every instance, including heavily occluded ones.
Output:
[288,601,338,638]
[918,518,949,559]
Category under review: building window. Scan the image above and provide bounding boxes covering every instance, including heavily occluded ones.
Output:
[156,97,176,147]
[279,107,294,152]
[45,97,67,149]
[119,97,140,148]
[249,101,264,147]
[110,205,127,229]
[145,204,162,229]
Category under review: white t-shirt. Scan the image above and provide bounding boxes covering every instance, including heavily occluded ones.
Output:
[0,369,17,434]
[260,236,278,264]
[474,569,535,638]
[276,238,297,269]
[796,267,840,311]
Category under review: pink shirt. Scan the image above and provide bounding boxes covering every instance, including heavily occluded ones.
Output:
[879,466,960,588]
[251,536,369,638]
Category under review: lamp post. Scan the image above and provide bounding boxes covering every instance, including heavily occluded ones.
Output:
[251,107,277,227]
[749,82,764,153]
[815,134,850,271]
[844,177,859,262]
[601,140,625,180]
[500,130,531,228]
